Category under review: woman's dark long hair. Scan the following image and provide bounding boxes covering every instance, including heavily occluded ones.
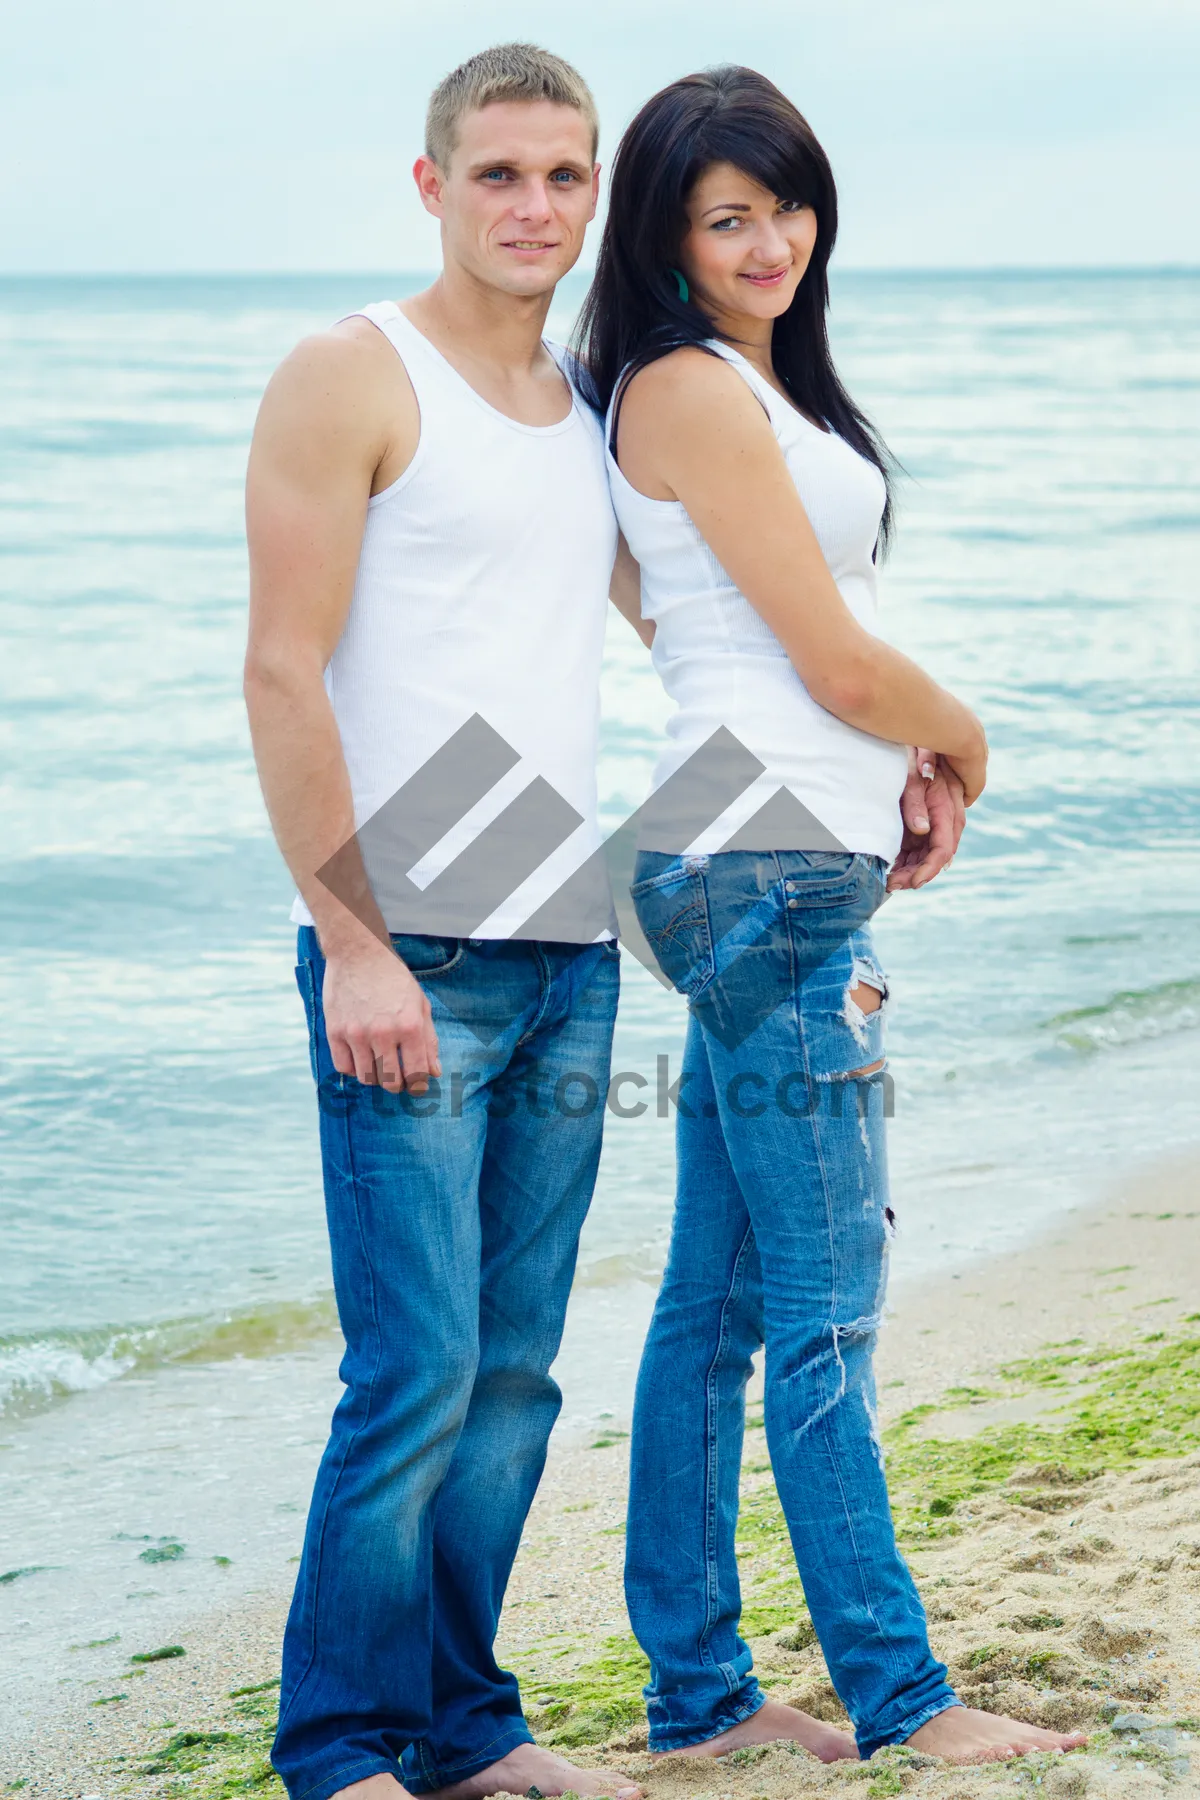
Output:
[575,65,895,551]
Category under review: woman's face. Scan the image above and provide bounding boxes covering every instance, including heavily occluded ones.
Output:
[677,161,818,325]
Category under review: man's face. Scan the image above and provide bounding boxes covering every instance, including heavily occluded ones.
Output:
[415,101,599,297]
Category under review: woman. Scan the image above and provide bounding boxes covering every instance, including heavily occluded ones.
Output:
[577,68,1087,1767]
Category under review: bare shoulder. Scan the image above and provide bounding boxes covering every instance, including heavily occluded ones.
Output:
[265,321,400,418]
[621,346,770,440]
[253,321,414,476]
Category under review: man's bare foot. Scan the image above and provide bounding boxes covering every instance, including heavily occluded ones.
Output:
[329,1777,413,1800]
[649,1698,858,1765]
[424,1741,642,1799]
[906,1706,1088,1764]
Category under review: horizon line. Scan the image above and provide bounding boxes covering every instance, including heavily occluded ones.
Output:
[0,262,1197,281]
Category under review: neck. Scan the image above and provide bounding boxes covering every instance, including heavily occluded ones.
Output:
[414,257,555,370]
[708,305,776,381]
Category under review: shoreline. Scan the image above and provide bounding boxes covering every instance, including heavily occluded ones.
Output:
[3,1149,1199,1797]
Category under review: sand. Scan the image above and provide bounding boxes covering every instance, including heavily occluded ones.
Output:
[4,1153,1198,1800]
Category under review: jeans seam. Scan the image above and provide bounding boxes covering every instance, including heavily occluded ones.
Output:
[283,986,388,1721]
[292,1754,394,1800]
[649,1683,766,1753]
[780,880,910,1723]
[859,1693,962,1759]
[780,866,837,1315]
[690,866,717,1000]
[406,1719,534,1790]
[296,958,319,1080]
[699,1218,758,1676]
[813,1401,910,1722]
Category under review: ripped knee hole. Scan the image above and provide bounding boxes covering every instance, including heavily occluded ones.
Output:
[846,980,884,1080]
[848,980,883,1017]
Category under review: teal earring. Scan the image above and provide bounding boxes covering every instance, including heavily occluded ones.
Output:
[671,268,690,303]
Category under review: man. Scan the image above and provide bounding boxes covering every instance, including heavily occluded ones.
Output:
[245,44,642,1800]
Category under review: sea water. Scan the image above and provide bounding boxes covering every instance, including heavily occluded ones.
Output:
[2,271,1198,1717]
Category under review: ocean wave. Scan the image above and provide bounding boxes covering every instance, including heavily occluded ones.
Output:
[1044,976,1200,1053]
[575,1252,663,1289]
[0,1296,340,1421]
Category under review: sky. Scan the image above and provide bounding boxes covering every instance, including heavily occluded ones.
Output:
[1,0,1197,272]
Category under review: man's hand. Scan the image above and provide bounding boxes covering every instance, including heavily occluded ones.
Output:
[321,937,441,1094]
[888,747,967,892]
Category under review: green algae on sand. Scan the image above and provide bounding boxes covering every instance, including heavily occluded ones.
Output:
[135,1683,286,1796]
[884,1329,1200,1541]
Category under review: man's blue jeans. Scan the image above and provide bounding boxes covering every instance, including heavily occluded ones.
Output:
[626,850,958,1759]
[272,929,619,1800]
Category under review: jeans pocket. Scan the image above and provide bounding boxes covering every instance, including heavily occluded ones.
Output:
[782,853,887,910]
[389,934,466,978]
[631,867,715,999]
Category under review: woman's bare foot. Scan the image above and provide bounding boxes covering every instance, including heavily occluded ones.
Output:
[649,1697,858,1765]
[906,1706,1088,1764]
[424,1742,642,1799]
[330,1777,413,1800]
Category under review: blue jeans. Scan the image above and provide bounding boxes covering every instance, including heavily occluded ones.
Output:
[625,850,958,1759]
[273,929,619,1800]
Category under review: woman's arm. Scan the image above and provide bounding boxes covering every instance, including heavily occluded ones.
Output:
[616,349,987,801]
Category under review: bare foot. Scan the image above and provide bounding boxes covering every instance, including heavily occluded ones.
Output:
[649,1697,858,1765]
[424,1741,642,1799]
[329,1777,413,1800]
[906,1706,1088,1764]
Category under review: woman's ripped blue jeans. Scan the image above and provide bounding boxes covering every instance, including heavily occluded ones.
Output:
[625,849,959,1759]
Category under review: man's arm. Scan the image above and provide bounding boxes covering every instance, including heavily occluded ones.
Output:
[609,531,654,647]
[244,323,439,1094]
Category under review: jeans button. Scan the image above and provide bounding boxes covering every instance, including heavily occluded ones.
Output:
[787,897,801,909]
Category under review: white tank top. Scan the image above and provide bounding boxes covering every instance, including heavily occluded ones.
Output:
[607,342,908,862]
[290,301,617,940]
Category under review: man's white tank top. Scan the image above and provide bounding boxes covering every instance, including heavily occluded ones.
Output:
[606,342,908,863]
[290,301,617,940]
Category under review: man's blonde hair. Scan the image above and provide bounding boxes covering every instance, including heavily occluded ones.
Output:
[425,43,599,169]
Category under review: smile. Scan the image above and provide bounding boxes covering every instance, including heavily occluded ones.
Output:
[738,267,791,287]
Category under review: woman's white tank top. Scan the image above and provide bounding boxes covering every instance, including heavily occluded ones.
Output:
[290,301,617,939]
[606,342,908,863]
